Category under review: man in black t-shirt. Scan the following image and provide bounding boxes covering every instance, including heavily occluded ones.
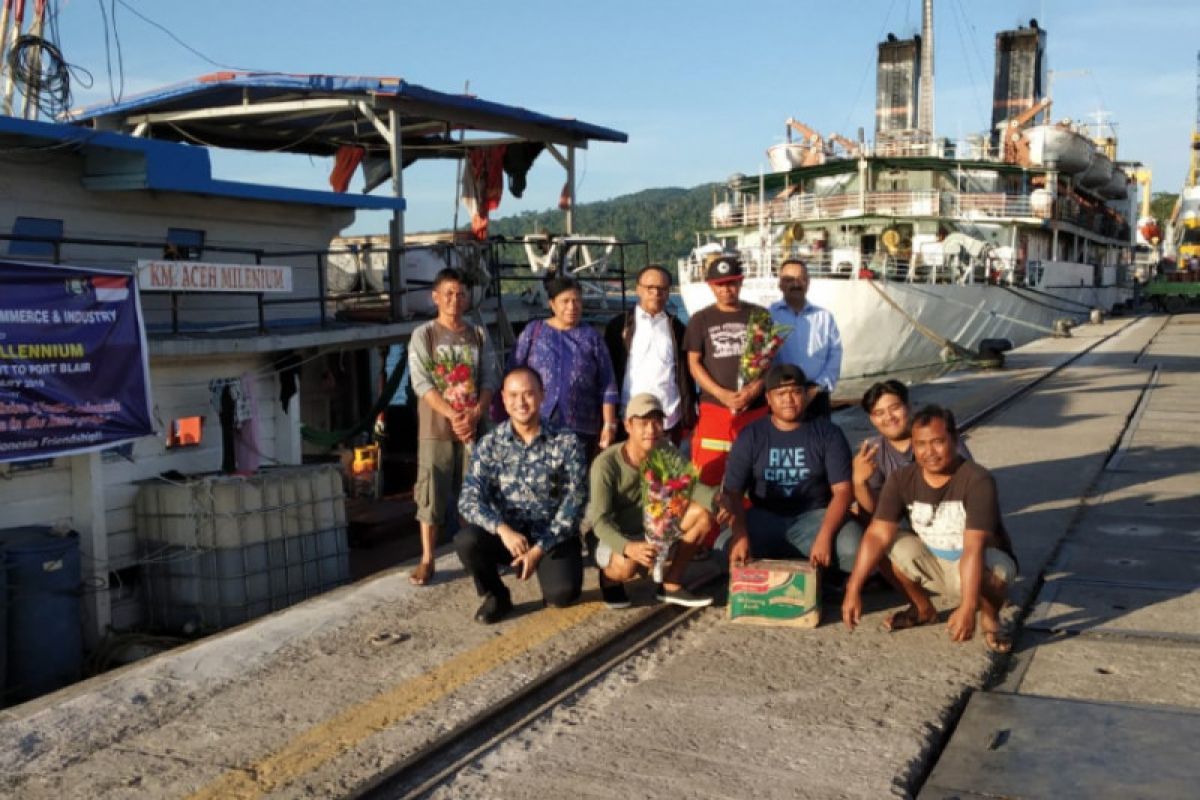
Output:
[842,405,1017,653]
[722,364,863,574]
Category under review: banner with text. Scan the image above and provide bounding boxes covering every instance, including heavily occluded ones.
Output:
[0,261,154,462]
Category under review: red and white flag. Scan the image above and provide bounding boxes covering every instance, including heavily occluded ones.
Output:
[92,275,129,303]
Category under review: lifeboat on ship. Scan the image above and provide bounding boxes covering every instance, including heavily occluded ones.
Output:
[1024,125,1094,174]
[1077,152,1114,190]
[1100,166,1130,200]
[767,142,824,172]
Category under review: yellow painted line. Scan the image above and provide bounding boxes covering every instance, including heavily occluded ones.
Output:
[187,601,605,800]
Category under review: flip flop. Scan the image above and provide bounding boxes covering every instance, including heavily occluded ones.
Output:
[883,605,938,632]
[984,630,1013,654]
[409,561,435,586]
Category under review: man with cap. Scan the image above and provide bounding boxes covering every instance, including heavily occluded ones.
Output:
[722,364,864,576]
[683,252,770,515]
[585,393,716,608]
[769,259,842,418]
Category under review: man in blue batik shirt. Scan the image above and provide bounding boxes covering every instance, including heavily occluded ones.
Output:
[722,364,863,576]
[457,366,588,624]
[769,259,842,418]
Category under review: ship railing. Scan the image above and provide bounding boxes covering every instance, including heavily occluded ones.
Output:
[686,244,1022,289]
[0,230,650,336]
[711,189,1059,229]
[946,193,1042,220]
[712,190,943,228]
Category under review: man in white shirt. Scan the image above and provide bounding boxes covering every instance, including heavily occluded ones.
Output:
[604,265,696,444]
[769,259,842,418]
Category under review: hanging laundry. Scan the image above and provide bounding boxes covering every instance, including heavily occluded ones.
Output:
[234,371,262,475]
[461,145,507,239]
[502,142,544,198]
[277,352,302,412]
[329,145,366,193]
[209,377,253,425]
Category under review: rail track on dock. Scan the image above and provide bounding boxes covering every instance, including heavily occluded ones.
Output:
[353,313,1161,800]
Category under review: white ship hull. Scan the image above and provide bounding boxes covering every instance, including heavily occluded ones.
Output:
[680,274,1130,387]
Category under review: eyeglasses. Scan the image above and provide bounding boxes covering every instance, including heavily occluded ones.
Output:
[637,284,670,293]
[779,277,807,285]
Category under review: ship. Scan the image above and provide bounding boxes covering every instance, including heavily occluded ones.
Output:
[678,2,1137,389]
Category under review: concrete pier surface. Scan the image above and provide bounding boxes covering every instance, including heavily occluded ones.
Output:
[1,313,1196,799]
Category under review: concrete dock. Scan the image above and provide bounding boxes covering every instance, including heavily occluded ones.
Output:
[1,312,1197,799]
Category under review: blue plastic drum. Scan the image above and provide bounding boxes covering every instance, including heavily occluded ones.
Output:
[0,542,6,699]
[2,527,82,704]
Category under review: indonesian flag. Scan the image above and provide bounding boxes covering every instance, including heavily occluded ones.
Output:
[92,275,130,303]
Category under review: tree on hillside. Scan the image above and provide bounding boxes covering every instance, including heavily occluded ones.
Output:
[1150,192,1179,224]
[487,184,719,269]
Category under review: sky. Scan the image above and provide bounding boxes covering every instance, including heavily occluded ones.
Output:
[46,0,1200,234]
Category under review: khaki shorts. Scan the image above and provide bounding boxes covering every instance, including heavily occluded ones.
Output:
[888,532,1017,599]
[414,439,469,526]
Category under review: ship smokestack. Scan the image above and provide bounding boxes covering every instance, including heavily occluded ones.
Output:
[992,21,1048,141]
[875,33,921,139]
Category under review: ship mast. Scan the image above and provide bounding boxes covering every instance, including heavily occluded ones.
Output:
[917,0,935,140]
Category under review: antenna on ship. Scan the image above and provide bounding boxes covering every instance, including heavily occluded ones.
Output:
[917,0,935,141]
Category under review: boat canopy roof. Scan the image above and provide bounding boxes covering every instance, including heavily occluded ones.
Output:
[66,72,628,159]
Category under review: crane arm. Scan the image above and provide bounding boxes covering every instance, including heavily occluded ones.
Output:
[828,133,861,157]
[1134,169,1153,221]
[1003,98,1053,165]
[785,117,823,146]
[1008,97,1052,133]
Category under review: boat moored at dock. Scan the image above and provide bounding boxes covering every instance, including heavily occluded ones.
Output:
[679,7,1137,388]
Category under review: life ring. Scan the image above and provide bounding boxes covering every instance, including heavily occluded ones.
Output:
[881,228,902,255]
[781,222,805,250]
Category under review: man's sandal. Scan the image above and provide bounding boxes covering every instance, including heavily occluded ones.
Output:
[883,605,938,632]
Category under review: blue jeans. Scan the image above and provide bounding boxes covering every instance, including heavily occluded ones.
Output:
[725,506,863,573]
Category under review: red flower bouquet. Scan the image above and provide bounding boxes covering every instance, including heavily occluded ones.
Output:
[738,309,791,390]
[424,351,478,412]
[641,447,698,583]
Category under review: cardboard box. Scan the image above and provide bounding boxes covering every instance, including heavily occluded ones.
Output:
[727,559,820,628]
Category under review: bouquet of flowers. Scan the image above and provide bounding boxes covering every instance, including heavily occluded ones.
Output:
[738,309,792,390]
[641,446,698,583]
[423,349,478,412]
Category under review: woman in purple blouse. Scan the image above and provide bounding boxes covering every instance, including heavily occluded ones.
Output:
[510,276,619,456]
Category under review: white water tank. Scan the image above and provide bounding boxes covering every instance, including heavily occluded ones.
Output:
[1030,188,1055,216]
[135,465,349,632]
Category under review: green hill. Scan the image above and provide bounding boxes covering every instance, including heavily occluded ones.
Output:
[488,184,719,267]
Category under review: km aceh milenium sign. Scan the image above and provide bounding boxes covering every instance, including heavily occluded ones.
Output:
[0,261,154,462]
[136,259,294,293]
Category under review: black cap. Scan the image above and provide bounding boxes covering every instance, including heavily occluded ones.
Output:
[764,363,807,391]
[704,254,744,283]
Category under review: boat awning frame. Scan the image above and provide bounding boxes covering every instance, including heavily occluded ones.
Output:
[67,72,629,319]
[67,72,627,158]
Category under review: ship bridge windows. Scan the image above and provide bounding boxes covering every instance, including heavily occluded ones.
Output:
[7,216,63,259]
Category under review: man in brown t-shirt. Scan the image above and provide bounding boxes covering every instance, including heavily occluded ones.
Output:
[841,405,1017,652]
[407,268,500,586]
